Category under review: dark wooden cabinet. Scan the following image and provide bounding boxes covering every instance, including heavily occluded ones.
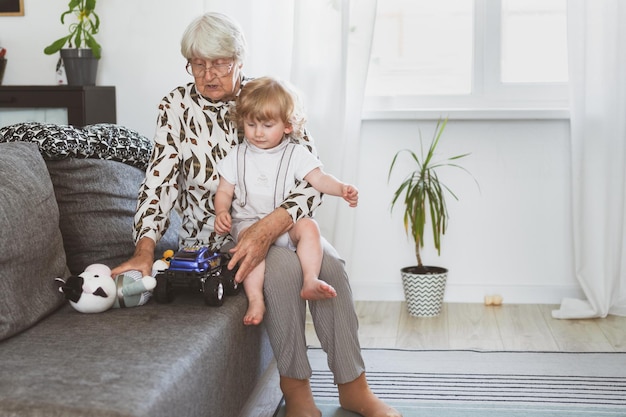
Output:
[0,85,116,126]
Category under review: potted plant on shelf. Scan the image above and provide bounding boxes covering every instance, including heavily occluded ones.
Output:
[43,0,102,86]
[388,118,476,317]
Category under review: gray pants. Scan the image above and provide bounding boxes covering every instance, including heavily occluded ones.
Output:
[263,238,365,384]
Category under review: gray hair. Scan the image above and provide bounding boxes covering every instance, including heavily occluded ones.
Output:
[180,12,247,63]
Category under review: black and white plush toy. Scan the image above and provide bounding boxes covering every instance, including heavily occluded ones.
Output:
[56,263,160,313]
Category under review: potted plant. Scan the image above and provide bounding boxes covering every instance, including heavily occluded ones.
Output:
[388,118,475,317]
[43,0,102,86]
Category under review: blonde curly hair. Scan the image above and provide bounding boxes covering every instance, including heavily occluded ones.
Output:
[234,77,306,140]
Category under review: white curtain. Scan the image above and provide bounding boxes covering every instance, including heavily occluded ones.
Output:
[553,0,626,318]
[290,0,378,261]
[204,0,378,263]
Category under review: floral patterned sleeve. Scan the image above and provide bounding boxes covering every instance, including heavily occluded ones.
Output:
[281,130,324,221]
[133,91,182,245]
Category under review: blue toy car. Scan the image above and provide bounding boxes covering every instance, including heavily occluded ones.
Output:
[154,246,239,306]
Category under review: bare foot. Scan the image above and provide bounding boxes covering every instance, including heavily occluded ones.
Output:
[243,298,265,326]
[300,279,337,300]
[338,373,402,417]
[280,376,321,417]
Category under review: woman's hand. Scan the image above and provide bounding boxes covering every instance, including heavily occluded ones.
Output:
[228,208,292,282]
[111,237,156,278]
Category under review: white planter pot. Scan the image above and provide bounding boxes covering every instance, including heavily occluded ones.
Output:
[400,266,448,317]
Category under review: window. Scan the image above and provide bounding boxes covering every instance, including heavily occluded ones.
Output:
[366,1,474,96]
[500,0,568,83]
[364,0,569,115]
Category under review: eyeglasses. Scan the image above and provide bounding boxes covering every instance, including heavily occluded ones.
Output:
[186,60,234,78]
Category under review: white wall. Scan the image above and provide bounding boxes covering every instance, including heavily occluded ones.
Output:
[1,0,202,136]
[341,118,581,304]
[0,1,581,303]
[0,0,292,137]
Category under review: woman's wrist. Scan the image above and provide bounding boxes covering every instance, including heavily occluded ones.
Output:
[257,208,292,242]
[134,237,156,258]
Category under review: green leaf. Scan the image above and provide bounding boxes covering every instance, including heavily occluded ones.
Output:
[85,0,97,13]
[91,12,100,33]
[85,32,102,58]
[47,0,101,56]
[387,117,477,265]
[68,0,81,10]
[44,36,72,55]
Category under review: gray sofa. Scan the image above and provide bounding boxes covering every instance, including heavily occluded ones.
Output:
[0,124,274,417]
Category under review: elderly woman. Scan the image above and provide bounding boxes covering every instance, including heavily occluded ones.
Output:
[112,12,401,417]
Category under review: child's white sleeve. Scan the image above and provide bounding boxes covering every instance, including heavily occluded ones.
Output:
[216,148,238,185]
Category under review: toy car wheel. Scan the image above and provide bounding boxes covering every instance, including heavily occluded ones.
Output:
[222,267,240,296]
[224,275,240,295]
[203,277,224,306]
[155,273,174,303]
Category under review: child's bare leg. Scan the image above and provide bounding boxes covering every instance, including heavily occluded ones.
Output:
[242,260,266,325]
[289,219,337,300]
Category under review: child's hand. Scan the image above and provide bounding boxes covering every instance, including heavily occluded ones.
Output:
[214,212,232,235]
[342,184,359,207]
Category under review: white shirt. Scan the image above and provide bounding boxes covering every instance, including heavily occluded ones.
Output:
[217,138,322,225]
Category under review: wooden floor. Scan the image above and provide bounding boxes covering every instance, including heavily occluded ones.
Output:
[241,302,626,417]
[307,301,626,352]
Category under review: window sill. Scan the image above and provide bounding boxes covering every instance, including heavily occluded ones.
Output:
[361,108,570,121]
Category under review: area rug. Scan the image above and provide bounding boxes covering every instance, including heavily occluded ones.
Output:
[273,348,626,417]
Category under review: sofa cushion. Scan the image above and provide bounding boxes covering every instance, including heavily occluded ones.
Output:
[46,158,181,275]
[0,142,68,341]
[0,294,273,417]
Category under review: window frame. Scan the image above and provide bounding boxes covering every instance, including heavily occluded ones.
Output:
[362,0,569,119]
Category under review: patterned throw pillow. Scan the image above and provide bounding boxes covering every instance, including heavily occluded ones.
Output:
[83,123,153,169]
[0,122,153,170]
[0,123,91,159]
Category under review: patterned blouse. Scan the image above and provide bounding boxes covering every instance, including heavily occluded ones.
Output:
[133,79,323,250]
